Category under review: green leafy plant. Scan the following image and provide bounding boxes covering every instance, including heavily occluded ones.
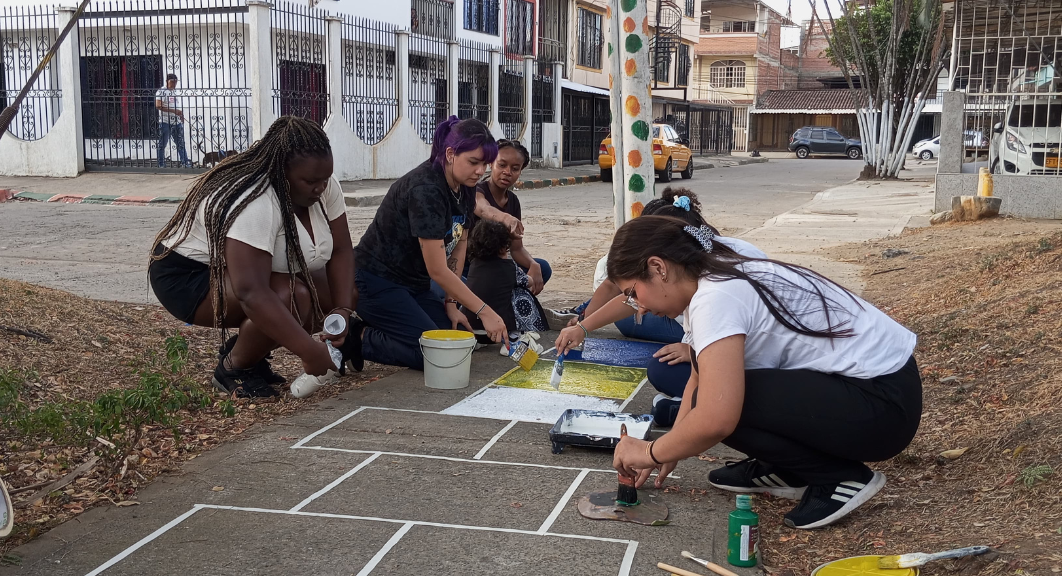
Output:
[1018,464,1054,487]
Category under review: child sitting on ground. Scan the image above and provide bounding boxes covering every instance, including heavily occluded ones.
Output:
[463,220,552,335]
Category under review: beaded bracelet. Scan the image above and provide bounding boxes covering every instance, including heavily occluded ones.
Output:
[577,322,590,339]
[475,303,487,319]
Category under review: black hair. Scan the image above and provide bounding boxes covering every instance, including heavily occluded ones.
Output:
[496,139,530,169]
[430,116,499,171]
[641,186,718,233]
[607,215,864,340]
[468,220,513,261]
[166,73,178,81]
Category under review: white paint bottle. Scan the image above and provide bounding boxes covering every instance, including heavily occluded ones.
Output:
[290,314,346,399]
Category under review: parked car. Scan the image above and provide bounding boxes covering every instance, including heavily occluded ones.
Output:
[599,124,694,182]
[990,98,1062,175]
[788,126,863,159]
[912,136,940,160]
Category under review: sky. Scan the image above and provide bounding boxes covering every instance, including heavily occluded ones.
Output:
[757,0,846,48]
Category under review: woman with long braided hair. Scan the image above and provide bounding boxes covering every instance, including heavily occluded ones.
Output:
[353,116,507,369]
[148,116,358,398]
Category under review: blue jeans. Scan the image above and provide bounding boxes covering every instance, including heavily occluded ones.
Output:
[355,269,450,370]
[614,313,684,344]
[429,257,552,302]
[158,121,189,167]
[647,358,692,398]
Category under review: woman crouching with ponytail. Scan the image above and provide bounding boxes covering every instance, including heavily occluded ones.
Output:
[149,116,357,398]
[609,216,922,530]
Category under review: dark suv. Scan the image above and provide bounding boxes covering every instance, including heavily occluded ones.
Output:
[788,126,863,159]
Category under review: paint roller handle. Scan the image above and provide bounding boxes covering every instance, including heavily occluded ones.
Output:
[657,562,708,576]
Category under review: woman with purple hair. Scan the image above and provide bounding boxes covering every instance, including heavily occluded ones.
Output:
[350,117,508,369]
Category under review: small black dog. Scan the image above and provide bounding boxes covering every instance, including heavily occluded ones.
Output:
[196,144,238,168]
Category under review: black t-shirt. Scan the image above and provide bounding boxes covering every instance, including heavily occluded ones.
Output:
[355,161,475,291]
[464,256,517,332]
[468,181,522,231]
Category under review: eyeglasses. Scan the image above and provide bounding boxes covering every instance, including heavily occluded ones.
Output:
[622,286,639,310]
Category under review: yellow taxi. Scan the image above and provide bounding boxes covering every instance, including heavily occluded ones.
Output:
[598,123,695,183]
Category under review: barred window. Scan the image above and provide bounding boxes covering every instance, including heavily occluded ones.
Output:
[577,8,602,70]
[684,0,695,17]
[723,20,755,32]
[464,0,499,35]
[506,0,535,55]
[677,44,691,87]
[710,60,746,88]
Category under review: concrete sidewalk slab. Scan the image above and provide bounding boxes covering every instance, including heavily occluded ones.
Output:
[741,179,935,292]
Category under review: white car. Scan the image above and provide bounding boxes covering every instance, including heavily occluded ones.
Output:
[912,136,940,160]
[991,98,1062,175]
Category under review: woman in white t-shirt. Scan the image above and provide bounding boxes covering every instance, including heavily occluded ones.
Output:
[149,117,359,398]
[607,215,921,530]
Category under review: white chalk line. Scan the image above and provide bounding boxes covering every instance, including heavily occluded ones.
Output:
[472,419,519,460]
[83,505,203,576]
[296,445,679,479]
[354,522,414,576]
[617,377,648,412]
[289,452,382,512]
[619,541,639,576]
[290,406,368,448]
[196,504,636,545]
[537,469,589,534]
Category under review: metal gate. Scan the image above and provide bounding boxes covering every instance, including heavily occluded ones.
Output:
[530,62,553,158]
[499,55,524,140]
[562,89,609,164]
[78,0,251,172]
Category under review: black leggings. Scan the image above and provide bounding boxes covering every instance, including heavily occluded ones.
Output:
[709,356,922,485]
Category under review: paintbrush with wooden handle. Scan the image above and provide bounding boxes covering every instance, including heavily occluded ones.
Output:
[681,551,741,576]
[878,546,990,569]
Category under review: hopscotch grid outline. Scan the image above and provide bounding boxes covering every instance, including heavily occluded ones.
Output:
[289,452,382,512]
[81,504,640,576]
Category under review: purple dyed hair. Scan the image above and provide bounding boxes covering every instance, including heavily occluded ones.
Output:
[429,116,498,171]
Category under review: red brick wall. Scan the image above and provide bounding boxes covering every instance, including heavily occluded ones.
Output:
[696,36,757,57]
[798,19,843,88]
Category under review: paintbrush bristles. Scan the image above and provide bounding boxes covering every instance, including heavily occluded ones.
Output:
[876,556,907,570]
[616,474,639,506]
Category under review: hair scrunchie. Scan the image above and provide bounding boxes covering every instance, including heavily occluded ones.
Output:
[683,224,714,253]
[672,196,691,211]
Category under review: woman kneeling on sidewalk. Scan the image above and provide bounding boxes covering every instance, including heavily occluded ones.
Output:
[607,215,922,530]
[148,116,359,398]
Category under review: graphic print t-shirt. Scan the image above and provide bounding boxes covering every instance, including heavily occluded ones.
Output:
[355,161,475,292]
[155,88,180,124]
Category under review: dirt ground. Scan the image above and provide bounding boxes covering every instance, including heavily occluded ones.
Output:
[754,217,1062,576]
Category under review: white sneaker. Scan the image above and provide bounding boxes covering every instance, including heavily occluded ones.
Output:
[0,476,13,538]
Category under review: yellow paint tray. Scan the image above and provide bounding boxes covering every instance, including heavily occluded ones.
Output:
[812,556,919,576]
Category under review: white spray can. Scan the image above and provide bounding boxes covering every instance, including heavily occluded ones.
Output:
[290,313,346,398]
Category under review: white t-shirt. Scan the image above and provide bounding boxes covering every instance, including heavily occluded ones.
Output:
[687,260,916,378]
[163,176,346,274]
[156,88,180,124]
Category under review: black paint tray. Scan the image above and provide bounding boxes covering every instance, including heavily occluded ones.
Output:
[548,409,653,454]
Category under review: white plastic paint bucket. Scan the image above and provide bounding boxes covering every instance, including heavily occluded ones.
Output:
[419,330,476,390]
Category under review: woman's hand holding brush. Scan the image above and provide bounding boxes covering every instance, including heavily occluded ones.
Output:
[614,435,678,488]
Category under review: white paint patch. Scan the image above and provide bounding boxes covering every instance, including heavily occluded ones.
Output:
[440,386,621,423]
[553,411,653,439]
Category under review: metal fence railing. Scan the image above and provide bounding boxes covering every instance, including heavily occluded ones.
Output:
[411,0,453,40]
[78,0,250,171]
[0,4,60,142]
[499,54,523,140]
[458,39,490,124]
[409,32,448,143]
[271,1,328,125]
[531,61,554,157]
[342,16,398,146]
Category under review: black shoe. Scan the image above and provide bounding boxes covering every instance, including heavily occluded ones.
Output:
[783,470,885,530]
[336,317,364,374]
[651,393,681,427]
[221,335,285,385]
[708,458,808,500]
[212,356,279,398]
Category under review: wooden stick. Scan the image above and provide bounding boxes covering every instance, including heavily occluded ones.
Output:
[16,455,98,507]
[681,551,742,576]
[658,563,708,576]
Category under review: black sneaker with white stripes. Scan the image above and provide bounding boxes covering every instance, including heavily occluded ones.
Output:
[708,458,808,500]
[783,470,886,529]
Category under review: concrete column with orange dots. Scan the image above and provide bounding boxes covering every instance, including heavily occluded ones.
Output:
[607,0,656,230]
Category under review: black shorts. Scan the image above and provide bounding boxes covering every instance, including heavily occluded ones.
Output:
[148,244,211,324]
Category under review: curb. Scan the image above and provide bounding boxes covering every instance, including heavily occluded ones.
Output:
[0,191,185,205]
[513,174,600,190]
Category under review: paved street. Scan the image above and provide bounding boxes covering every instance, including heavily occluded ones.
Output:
[0,159,864,306]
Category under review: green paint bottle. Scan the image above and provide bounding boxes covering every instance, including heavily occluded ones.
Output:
[727,494,759,567]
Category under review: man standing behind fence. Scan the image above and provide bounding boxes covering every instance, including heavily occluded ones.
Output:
[156,73,190,168]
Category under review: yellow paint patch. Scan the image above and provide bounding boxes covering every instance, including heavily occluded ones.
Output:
[624,58,637,76]
[623,17,636,33]
[631,201,644,218]
[494,360,646,400]
[627,150,642,168]
[624,95,640,116]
